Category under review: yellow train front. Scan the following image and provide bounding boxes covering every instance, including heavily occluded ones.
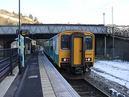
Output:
[44,31,95,73]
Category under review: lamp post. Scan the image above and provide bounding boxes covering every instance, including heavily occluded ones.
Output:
[19,0,21,31]
[112,7,114,59]
[103,12,107,57]
[18,0,22,74]
[103,12,105,25]
[18,0,26,74]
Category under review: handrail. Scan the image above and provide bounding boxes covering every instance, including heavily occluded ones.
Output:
[0,48,18,81]
[0,57,10,63]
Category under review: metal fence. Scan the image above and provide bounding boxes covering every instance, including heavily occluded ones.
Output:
[95,47,129,61]
[0,48,18,81]
[96,48,111,59]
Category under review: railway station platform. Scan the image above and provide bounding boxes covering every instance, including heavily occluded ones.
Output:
[2,52,80,97]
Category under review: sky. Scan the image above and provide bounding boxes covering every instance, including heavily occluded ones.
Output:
[0,0,129,25]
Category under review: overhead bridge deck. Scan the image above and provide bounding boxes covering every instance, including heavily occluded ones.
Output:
[0,24,107,34]
[0,24,108,39]
[4,52,80,97]
[1,24,129,39]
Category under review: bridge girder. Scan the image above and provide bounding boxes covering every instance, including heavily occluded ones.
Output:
[0,24,107,35]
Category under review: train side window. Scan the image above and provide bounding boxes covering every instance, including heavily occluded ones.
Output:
[85,36,92,50]
[61,35,70,50]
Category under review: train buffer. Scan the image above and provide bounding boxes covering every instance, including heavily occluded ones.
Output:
[2,52,80,97]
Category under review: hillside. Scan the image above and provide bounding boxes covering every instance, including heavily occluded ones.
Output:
[0,9,39,25]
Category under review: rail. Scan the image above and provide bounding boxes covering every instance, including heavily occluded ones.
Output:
[0,48,18,82]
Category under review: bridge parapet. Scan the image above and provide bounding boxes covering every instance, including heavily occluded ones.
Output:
[0,26,18,34]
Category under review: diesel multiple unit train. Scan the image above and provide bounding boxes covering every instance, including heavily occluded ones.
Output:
[44,31,95,73]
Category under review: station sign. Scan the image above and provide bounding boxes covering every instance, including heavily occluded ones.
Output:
[20,29,30,36]
[19,35,25,67]
[16,29,30,36]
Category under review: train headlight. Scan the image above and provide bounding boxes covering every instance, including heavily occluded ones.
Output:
[85,58,91,61]
[88,58,91,61]
[64,58,66,61]
[62,58,70,62]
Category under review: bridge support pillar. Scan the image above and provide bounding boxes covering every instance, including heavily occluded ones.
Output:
[104,36,107,57]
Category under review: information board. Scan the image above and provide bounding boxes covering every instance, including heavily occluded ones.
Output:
[19,34,25,67]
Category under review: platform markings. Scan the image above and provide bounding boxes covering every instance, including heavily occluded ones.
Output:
[28,75,38,79]
[38,55,56,97]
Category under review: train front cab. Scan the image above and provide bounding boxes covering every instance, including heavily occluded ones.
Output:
[59,31,95,73]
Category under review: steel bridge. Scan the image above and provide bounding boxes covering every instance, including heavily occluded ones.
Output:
[0,24,107,35]
[1,24,129,38]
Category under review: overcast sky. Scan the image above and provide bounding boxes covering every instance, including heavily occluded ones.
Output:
[0,0,129,25]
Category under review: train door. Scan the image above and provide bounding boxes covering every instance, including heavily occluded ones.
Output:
[73,37,82,65]
[71,32,85,68]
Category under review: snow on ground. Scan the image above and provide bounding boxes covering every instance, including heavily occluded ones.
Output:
[92,60,129,89]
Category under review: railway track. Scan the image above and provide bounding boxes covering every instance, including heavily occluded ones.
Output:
[66,78,108,97]
[48,55,127,97]
[47,55,110,97]
[60,70,109,97]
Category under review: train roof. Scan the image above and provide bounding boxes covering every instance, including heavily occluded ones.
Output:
[58,30,94,35]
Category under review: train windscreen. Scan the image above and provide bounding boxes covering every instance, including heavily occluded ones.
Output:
[85,36,92,50]
[61,35,70,50]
